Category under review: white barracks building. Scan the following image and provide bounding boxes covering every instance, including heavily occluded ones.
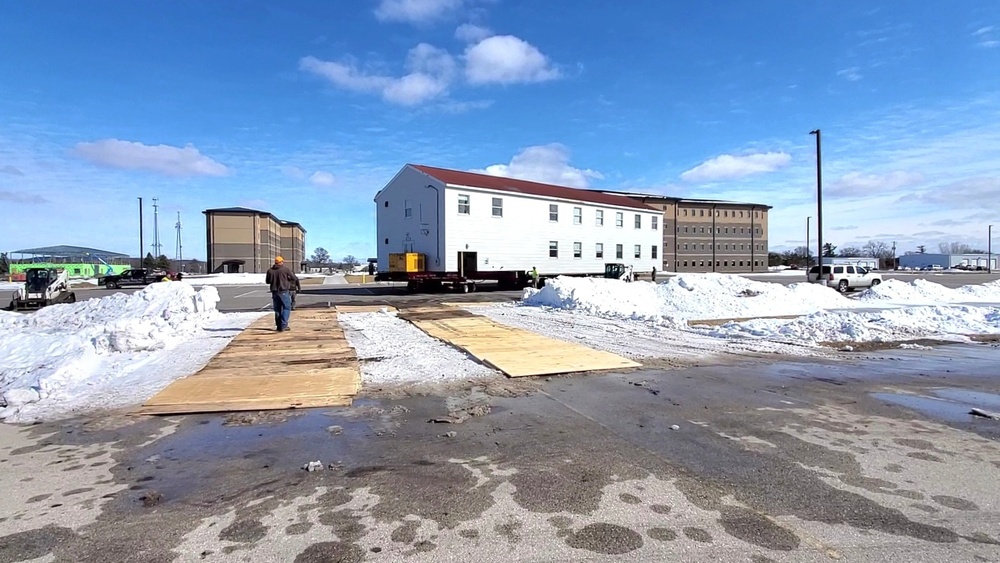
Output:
[375,165,663,278]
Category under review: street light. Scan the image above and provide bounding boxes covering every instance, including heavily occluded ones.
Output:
[990,224,994,274]
[810,129,823,283]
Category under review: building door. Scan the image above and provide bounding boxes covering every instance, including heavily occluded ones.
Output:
[458,251,478,277]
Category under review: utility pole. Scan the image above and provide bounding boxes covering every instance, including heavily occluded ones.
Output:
[809,129,824,284]
[175,212,183,265]
[990,225,993,274]
[152,198,162,257]
[891,241,896,270]
[806,216,811,267]
[138,197,144,265]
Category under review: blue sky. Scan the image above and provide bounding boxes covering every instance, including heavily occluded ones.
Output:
[1,0,999,261]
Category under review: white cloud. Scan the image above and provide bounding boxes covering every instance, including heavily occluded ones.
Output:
[1,165,23,176]
[973,26,994,36]
[374,0,464,23]
[474,144,603,188]
[455,23,492,43]
[300,44,455,106]
[979,40,1000,48]
[828,171,924,197]
[464,35,560,85]
[73,139,229,177]
[0,190,47,204]
[837,67,863,81]
[309,171,336,187]
[899,177,1000,207]
[680,152,791,183]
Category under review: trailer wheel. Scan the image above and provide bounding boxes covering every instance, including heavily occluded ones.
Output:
[468,282,476,293]
[458,283,469,293]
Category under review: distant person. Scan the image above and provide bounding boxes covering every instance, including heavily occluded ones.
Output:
[265,256,297,331]
[291,274,301,310]
[531,266,539,289]
[651,267,657,282]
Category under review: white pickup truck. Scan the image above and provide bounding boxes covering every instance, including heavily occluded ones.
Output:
[807,264,882,293]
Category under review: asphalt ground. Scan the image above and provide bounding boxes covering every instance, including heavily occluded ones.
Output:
[2,344,1000,561]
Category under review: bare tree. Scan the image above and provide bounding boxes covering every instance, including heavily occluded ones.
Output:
[862,240,894,260]
[838,246,863,257]
[342,255,360,269]
[939,241,985,254]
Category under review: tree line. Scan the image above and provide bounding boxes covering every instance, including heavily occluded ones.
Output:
[308,247,361,272]
[768,240,987,267]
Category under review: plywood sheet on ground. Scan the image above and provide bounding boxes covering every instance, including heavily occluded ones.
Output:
[335,304,398,313]
[137,310,360,415]
[398,306,640,378]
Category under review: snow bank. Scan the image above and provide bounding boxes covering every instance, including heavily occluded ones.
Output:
[857,279,1000,305]
[0,283,256,422]
[704,305,1000,346]
[523,274,860,323]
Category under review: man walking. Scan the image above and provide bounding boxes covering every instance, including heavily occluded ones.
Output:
[531,266,539,289]
[265,256,297,331]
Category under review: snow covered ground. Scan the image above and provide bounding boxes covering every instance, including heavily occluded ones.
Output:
[511,275,1000,351]
[0,283,261,423]
[339,311,498,385]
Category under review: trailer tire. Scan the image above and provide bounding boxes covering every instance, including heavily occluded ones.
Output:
[468,282,476,293]
[459,283,469,293]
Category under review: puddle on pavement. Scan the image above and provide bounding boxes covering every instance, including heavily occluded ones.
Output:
[872,387,1000,423]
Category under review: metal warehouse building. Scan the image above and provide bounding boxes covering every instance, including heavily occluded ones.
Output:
[204,207,306,273]
[899,253,996,271]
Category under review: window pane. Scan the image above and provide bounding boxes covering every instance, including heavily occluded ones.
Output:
[596,243,603,258]
[492,198,502,217]
[549,241,558,258]
[652,216,658,230]
[616,244,623,259]
[652,245,658,259]
[616,212,623,227]
[634,245,641,258]
[573,207,582,224]
[549,204,558,222]
[458,194,470,214]
[634,214,641,229]
[573,242,582,258]
[596,210,604,226]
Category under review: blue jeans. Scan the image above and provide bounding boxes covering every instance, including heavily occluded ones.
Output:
[271,290,292,330]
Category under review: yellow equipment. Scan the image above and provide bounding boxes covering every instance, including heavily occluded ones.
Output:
[389,253,426,273]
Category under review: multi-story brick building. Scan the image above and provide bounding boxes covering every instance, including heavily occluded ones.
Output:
[603,192,771,273]
[204,207,306,273]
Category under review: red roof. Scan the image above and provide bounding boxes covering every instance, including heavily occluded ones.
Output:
[410,164,656,211]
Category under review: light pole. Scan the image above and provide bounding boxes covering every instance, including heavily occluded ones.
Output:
[990,225,993,274]
[809,129,823,283]
[138,197,144,265]
[806,216,811,267]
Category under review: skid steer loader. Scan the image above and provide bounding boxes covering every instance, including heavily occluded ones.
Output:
[7,268,76,311]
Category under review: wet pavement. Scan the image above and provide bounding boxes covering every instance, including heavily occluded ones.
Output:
[2,343,1000,562]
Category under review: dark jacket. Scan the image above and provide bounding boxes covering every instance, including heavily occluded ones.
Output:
[265,264,298,292]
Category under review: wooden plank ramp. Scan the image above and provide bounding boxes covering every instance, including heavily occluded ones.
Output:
[398,306,640,378]
[136,309,360,415]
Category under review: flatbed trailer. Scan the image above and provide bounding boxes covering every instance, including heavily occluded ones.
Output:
[376,270,531,292]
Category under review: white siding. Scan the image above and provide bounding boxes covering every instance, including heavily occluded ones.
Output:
[374,166,445,270]
[443,185,660,275]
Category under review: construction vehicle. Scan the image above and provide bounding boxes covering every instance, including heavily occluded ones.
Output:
[604,263,634,282]
[7,268,76,311]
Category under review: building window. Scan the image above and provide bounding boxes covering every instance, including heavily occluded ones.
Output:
[740,227,745,234]
[458,194,470,215]
[716,210,720,217]
[740,244,745,250]
[492,197,503,217]
[574,207,582,225]
[740,211,744,218]
[550,204,559,222]
[754,260,759,267]
[684,243,688,250]
[652,216,658,230]
[574,242,582,258]
[700,227,705,234]
[684,226,689,233]
[596,243,604,259]
[700,209,705,217]
[700,260,705,267]
[683,261,688,267]
[724,211,728,217]
[404,199,413,218]
[700,243,705,250]
[549,241,558,258]
[652,245,658,259]
[725,227,729,234]
[616,244,623,259]
[683,209,688,216]
[616,212,624,227]
[634,214,641,229]
[634,245,641,258]
[739,261,744,267]
[596,209,604,226]
[756,228,761,235]
[717,227,720,234]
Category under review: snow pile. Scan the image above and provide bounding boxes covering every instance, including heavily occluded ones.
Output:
[523,274,859,323]
[857,279,1000,305]
[0,283,249,422]
[704,305,1000,345]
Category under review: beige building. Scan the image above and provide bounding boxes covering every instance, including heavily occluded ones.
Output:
[604,193,771,273]
[204,207,306,273]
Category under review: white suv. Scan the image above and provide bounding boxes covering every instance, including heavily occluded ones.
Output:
[807,265,883,293]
